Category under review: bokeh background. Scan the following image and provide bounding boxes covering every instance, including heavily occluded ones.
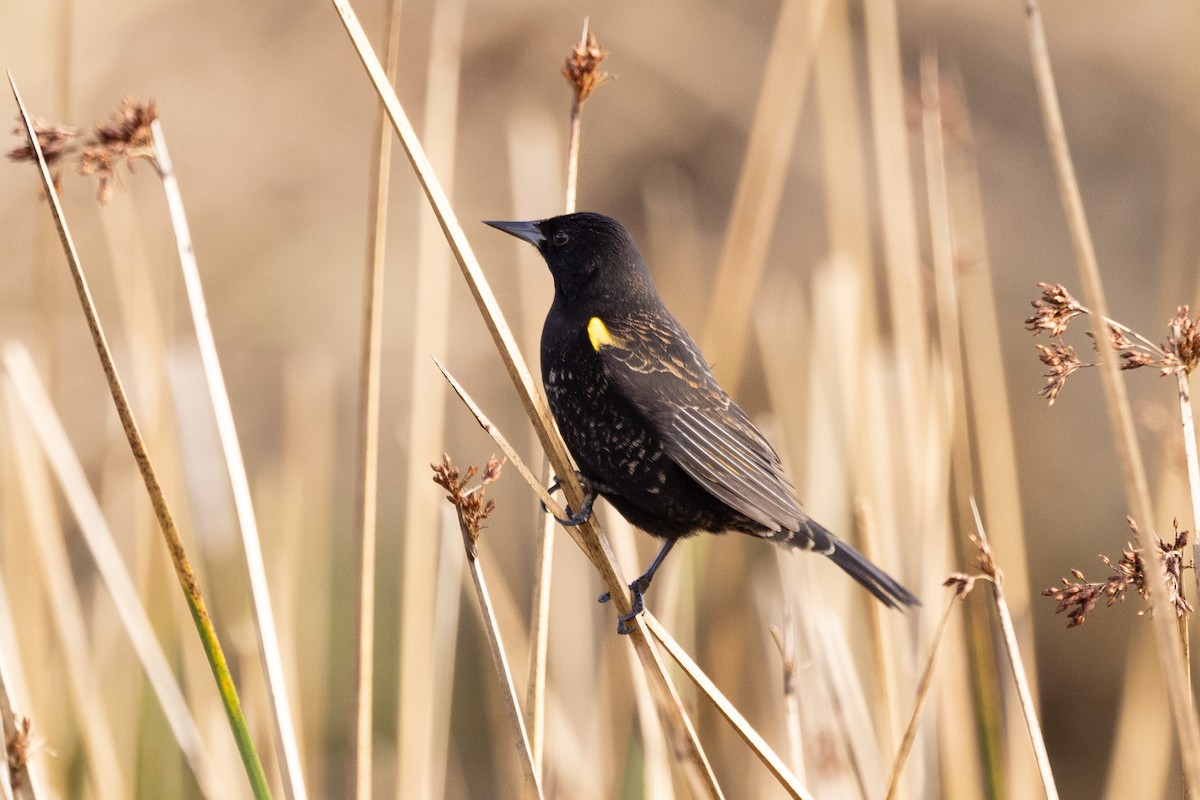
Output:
[3,1,1199,798]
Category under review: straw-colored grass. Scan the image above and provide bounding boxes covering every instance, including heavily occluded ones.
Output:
[5,2,1197,798]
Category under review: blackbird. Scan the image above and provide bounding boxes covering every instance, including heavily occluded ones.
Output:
[485,212,919,633]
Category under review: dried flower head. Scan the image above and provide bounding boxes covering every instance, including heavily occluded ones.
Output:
[8,117,79,191]
[78,96,158,204]
[1042,518,1192,628]
[1035,342,1089,404]
[943,572,977,601]
[7,716,31,787]
[1026,282,1088,337]
[563,29,609,105]
[431,453,505,559]
[1162,306,1200,376]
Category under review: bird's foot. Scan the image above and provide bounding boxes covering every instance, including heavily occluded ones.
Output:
[541,473,601,526]
[598,573,653,635]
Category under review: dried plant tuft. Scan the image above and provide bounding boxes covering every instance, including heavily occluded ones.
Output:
[6,716,31,788]
[1041,518,1193,628]
[1025,283,1200,401]
[7,117,77,190]
[563,30,609,105]
[78,96,158,204]
[431,454,505,559]
[943,572,977,601]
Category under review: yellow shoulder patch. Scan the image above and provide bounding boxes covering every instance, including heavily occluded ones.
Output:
[587,317,615,351]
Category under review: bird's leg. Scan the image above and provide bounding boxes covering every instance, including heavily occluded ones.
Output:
[599,538,678,635]
[542,473,609,526]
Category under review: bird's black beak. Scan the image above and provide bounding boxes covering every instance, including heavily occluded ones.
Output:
[483,219,545,248]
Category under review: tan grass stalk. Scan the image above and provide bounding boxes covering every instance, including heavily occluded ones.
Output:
[1103,627,1173,798]
[7,73,272,799]
[351,0,402,794]
[153,119,306,800]
[4,382,126,800]
[563,17,591,214]
[1022,1,1200,789]
[4,345,226,798]
[943,72,1039,695]
[393,0,467,794]
[438,461,544,799]
[919,51,1006,791]
[700,0,828,389]
[814,0,877,338]
[969,500,1059,799]
[863,0,928,382]
[885,588,958,800]
[329,7,723,794]
[643,612,814,800]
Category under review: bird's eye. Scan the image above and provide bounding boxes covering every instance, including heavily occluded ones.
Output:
[552,230,570,247]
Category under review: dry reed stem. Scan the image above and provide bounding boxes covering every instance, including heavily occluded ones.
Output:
[969,500,1059,799]
[329,6,722,794]
[525,499,555,778]
[394,0,466,794]
[153,120,306,800]
[1022,1,1200,789]
[885,589,960,800]
[700,0,828,390]
[643,613,814,800]
[944,71,1039,691]
[351,0,402,795]
[4,383,126,800]
[4,345,226,798]
[815,0,877,337]
[435,362,565,517]
[7,73,272,800]
[920,50,1006,791]
[437,461,544,800]
[863,0,928,384]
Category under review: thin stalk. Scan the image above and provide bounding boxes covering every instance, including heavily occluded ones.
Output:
[7,72,272,800]
[885,592,958,800]
[1022,2,1200,791]
[351,0,402,795]
[525,494,555,777]
[453,507,544,799]
[4,385,125,800]
[152,119,305,800]
[642,613,813,800]
[969,500,1059,800]
[5,344,225,799]
[564,17,588,214]
[700,0,828,389]
[1175,363,1197,701]
[329,7,722,794]
[920,50,1005,795]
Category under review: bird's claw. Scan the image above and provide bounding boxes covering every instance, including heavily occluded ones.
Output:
[599,575,650,635]
[541,474,598,526]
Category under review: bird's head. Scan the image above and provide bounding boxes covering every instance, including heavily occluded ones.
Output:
[484,212,654,306]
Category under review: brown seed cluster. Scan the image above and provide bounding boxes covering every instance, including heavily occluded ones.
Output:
[1042,518,1192,628]
[8,96,158,204]
[6,716,31,788]
[943,572,977,601]
[431,454,504,560]
[1025,283,1200,402]
[1025,282,1088,338]
[563,30,609,105]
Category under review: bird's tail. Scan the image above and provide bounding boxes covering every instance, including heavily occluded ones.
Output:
[768,518,920,609]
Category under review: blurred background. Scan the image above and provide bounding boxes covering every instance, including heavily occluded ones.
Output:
[3,0,1200,798]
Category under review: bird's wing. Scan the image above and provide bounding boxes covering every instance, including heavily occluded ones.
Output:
[595,313,805,533]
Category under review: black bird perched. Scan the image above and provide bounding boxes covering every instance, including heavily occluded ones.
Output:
[485,212,919,633]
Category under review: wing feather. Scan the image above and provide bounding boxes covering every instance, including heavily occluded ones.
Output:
[594,313,806,533]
